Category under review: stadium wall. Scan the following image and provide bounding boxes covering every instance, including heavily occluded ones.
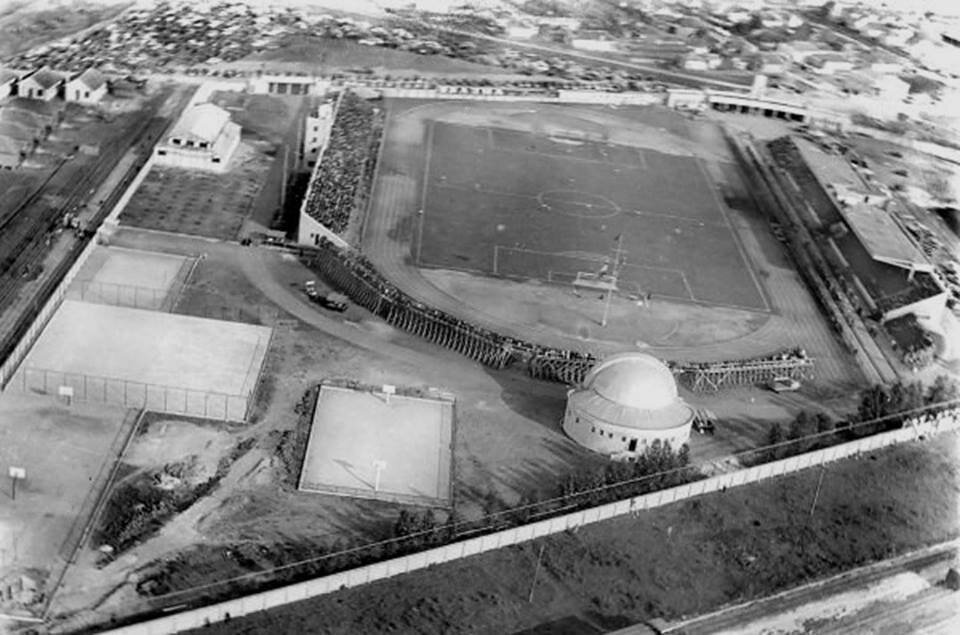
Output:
[102,406,960,635]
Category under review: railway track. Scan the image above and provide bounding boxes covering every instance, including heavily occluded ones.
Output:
[0,104,170,377]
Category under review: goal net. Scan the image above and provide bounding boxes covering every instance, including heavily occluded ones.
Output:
[572,271,618,292]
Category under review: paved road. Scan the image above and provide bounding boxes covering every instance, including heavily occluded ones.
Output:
[663,540,960,634]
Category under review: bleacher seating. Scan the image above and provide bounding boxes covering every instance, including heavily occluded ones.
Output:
[302,91,382,234]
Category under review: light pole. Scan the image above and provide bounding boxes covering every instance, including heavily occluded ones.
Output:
[600,234,624,328]
[372,460,387,493]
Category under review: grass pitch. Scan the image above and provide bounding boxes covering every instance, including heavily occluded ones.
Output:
[414,120,767,311]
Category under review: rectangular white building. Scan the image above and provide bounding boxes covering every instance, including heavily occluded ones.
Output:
[154,102,240,172]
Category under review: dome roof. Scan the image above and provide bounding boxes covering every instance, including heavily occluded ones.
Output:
[584,353,678,411]
[566,352,693,431]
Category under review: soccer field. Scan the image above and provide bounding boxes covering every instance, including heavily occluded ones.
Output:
[413,120,767,311]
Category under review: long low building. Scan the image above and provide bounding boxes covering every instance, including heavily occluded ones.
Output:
[768,135,947,325]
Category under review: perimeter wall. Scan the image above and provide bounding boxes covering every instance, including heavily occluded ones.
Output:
[103,406,960,635]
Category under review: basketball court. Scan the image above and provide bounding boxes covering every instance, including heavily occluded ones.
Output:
[67,246,192,311]
[299,383,454,507]
[14,300,271,420]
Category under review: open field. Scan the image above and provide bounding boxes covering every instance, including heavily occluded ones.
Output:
[120,91,303,240]
[0,391,131,615]
[0,0,130,59]
[189,434,960,635]
[300,385,454,506]
[228,35,511,76]
[43,227,835,628]
[118,147,268,240]
[416,119,766,311]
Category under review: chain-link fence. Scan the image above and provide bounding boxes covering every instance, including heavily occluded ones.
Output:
[19,367,248,421]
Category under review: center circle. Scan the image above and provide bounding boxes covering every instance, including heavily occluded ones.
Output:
[536,190,622,219]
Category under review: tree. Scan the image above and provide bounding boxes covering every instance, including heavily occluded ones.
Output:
[788,411,815,452]
[926,375,959,406]
[766,423,785,461]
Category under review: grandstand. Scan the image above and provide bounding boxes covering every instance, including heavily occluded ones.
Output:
[297,90,384,247]
[767,136,946,324]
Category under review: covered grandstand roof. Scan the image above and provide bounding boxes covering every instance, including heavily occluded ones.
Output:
[792,137,881,194]
[839,204,931,272]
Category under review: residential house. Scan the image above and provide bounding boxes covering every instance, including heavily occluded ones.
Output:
[65,68,107,104]
[18,67,64,101]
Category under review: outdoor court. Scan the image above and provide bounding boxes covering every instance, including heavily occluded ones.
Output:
[67,246,191,311]
[414,120,767,311]
[0,392,130,587]
[15,300,271,420]
[299,384,454,507]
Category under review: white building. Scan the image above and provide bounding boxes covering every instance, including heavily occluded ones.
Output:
[18,67,63,101]
[572,38,617,52]
[0,68,18,100]
[807,53,855,75]
[302,100,334,169]
[154,102,240,172]
[563,353,695,459]
[65,68,107,104]
[875,74,911,102]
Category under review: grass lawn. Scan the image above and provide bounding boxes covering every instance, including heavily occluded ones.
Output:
[415,120,766,311]
[189,435,960,634]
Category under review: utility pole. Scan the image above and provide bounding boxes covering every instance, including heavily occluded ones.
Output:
[600,233,624,328]
[528,543,546,603]
[809,466,827,516]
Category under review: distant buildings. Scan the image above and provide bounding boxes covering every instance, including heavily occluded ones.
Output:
[302,100,334,169]
[154,103,240,172]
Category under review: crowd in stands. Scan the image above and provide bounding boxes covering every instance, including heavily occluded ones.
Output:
[306,237,809,388]
[302,91,382,235]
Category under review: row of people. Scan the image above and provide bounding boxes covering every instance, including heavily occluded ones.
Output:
[303,92,379,234]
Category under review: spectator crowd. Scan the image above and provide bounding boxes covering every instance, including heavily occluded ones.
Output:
[302,91,382,235]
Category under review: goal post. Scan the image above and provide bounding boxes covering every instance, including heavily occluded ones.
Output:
[572,271,618,292]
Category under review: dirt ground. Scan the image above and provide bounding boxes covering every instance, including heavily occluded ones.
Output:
[221,35,517,77]
[188,433,960,635]
[44,228,825,629]
[0,1,129,59]
[119,90,303,241]
[118,145,269,241]
[0,392,132,617]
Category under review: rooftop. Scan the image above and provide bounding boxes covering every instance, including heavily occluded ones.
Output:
[792,137,875,193]
[168,102,231,144]
[839,204,930,271]
[26,67,64,89]
[71,68,107,91]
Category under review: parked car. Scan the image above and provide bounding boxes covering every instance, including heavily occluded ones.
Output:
[769,376,801,392]
[304,281,348,312]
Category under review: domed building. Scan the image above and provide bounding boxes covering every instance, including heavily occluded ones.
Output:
[563,352,694,458]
